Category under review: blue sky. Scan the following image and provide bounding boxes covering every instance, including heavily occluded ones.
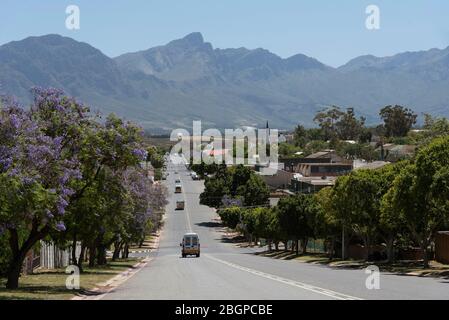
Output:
[1,0,448,67]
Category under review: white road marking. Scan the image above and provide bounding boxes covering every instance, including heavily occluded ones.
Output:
[206,255,363,300]
[179,170,192,232]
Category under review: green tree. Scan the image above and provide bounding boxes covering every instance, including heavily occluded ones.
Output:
[200,165,269,208]
[218,207,242,229]
[293,125,308,148]
[385,137,449,267]
[332,169,387,260]
[336,142,378,161]
[313,106,344,141]
[335,108,366,141]
[276,194,317,255]
[147,146,164,169]
[379,105,417,137]
[315,187,341,260]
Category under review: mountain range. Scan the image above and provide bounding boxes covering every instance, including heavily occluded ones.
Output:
[1,32,448,131]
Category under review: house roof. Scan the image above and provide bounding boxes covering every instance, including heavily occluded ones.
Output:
[306,151,331,158]
[354,160,390,170]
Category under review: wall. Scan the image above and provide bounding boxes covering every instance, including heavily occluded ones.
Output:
[436,232,449,264]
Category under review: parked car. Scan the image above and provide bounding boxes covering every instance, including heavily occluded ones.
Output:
[180,233,200,258]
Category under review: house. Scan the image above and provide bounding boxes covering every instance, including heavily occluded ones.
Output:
[296,162,353,177]
[257,169,294,189]
[353,160,390,170]
[280,157,332,173]
[306,149,345,163]
[376,144,416,162]
[291,176,337,194]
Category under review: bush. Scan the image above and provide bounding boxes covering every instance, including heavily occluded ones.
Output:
[218,207,242,229]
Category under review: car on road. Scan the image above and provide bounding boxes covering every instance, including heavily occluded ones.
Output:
[175,178,181,184]
[180,233,200,258]
[175,184,182,193]
[176,200,185,210]
[191,172,199,180]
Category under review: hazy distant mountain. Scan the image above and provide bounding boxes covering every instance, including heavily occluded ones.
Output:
[1,33,449,131]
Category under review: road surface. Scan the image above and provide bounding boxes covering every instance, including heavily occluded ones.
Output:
[104,158,449,300]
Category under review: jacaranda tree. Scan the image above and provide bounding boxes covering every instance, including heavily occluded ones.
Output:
[0,88,162,289]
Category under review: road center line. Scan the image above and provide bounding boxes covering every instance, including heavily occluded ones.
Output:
[206,254,363,300]
[179,168,192,232]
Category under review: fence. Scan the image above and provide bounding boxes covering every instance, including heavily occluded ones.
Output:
[40,241,81,270]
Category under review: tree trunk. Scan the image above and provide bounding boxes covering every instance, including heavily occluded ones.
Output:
[77,244,86,273]
[421,240,430,269]
[6,263,22,289]
[112,241,123,261]
[295,239,299,256]
[386,236,394,264]
[6,224,49,289]
[122,243,129,259]
[71,234,78,266]
[274,241,279,251]
[302,237,308,255]
[89,244,96,268]
[94,233,108,266]
[343,234,350,260]
[364,236,371,261]
[96,246,107,265]
[329,236,335,260]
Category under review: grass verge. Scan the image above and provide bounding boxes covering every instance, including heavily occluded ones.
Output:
[0,258,141,300]
[254,249,449,279]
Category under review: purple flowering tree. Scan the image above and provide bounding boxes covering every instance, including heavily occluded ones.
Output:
[1,87,163,288]
[0,90,83,289]
[62,112,150,268]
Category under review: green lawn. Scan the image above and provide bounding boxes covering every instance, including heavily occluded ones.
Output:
[0,258,141,300]
[255,249,449,278]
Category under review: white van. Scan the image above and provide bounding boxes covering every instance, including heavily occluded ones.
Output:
[180,233,200,258]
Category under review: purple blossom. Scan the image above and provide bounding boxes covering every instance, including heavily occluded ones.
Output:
[132,148,148,161]
[22,177,35,185]
[10,114,20,129]
[56,197,68,215]
[45,210,54,219]
[55,222,66,232]
[55,105,65,112]
[61,187,75,197]
[0,157,13,171]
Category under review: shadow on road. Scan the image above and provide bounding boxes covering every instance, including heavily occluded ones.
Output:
[196,221,223,228]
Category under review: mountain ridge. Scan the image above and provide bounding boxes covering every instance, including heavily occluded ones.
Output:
[1,32,448,131]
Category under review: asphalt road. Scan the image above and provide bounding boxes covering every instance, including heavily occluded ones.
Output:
[104,157,449,300]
